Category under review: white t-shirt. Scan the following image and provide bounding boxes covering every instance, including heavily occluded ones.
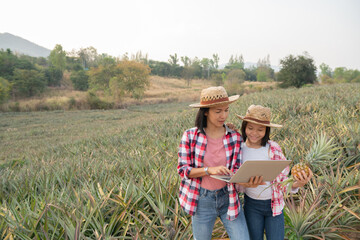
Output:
[243,142,273,200]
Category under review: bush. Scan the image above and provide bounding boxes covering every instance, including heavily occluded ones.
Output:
[86,91,113,109]
[70,70,89,91]
[0,77,11,104]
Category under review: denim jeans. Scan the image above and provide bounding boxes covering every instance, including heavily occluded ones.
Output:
[244,194,284,240]
[192,187,250,240]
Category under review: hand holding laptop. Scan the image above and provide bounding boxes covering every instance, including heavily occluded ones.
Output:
[237,176,266,188]
[210,160,291,183]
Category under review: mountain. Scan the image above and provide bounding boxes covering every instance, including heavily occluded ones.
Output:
[0,32,51,57]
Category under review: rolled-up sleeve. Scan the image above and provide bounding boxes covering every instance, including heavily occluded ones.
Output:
[177,131,193,180]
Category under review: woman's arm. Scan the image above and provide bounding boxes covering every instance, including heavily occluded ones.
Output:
[188,166,233,178]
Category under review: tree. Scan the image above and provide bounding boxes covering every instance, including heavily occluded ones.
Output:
[168,53,179,66]
[70,70,89,91]
[225,54,244,70]
[278,53,317,88]
[88,64,116,91]
[200,58,211,79]
[211,54,220,69]
[112,61,151,99]
[168,54,181,77]
[256,55,274,81]
[148,60,171,76]
[45,66,63,86]
[0,49,18,80]
[77,46,98,69]
[244,66,257,81]
[49,44,66,71]
[319,63,333,84]
[181,56,191,67]
[227,69,246,84]
[12,69,46,97]
[88,61,151,100]
[0,77,11,104]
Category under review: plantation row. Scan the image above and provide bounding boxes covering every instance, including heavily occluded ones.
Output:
[0,83,359,239]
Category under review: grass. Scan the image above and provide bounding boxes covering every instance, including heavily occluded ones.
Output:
[0,83,359,239]
[0,101,190,161]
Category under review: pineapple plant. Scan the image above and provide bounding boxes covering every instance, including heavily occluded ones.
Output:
[291,133,338,179]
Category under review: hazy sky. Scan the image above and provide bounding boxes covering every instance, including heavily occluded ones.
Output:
[1,0,360,69]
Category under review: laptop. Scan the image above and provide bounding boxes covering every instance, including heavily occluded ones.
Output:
[210,160,291,183]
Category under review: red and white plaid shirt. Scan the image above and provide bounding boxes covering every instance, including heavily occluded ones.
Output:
[268,140,290,216]
[177,126,243,221]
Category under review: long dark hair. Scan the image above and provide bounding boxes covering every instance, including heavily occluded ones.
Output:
[195,108,209,134]
[241,121,270,146]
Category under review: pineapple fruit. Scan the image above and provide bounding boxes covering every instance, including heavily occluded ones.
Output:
[291,162,311,179]
[277,133,339,194]
[291,133,337,180]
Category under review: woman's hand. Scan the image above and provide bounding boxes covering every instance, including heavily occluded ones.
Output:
[226,122,239,132]
[292,169,313,188]
[237,176,266,188]
[208,166,233,175]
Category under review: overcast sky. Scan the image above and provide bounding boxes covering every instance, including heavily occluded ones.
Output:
[1,0,359,69]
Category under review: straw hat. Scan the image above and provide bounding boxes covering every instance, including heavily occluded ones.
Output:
[189,86,239,108]
[236,105,283,128]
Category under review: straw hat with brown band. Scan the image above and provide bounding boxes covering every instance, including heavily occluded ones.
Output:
[189,86,239,108]
[236,105,283,128]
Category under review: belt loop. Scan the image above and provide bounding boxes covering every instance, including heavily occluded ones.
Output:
[200,187,208,197]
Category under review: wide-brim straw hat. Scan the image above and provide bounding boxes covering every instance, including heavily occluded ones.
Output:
[236,105,283,128]
[189,86,239,108]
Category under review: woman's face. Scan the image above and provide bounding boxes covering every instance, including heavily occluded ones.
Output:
[205,104,229,128]
[245,122,266,146]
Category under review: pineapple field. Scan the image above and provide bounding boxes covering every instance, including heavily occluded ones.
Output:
[0,83,359,239]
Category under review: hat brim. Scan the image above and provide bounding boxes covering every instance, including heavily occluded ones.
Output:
[236,114,283,128]
[189,95,240,108]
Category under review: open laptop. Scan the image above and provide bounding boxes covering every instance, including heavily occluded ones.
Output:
[210,160,291,183]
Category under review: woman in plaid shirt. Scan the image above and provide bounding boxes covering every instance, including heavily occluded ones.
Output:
[235,105,312,240]
[177,86,255,240]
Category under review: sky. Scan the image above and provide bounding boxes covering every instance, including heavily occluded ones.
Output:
[1,0,360,70]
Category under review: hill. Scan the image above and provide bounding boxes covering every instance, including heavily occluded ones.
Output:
[0,32,51,57]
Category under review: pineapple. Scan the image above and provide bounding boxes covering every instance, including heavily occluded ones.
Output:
[291,133,338,180]
[291,162,311,179]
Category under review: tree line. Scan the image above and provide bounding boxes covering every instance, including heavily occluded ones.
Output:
[1,45,359,105]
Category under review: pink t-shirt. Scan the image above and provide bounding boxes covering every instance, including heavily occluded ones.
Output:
[201,135,227,190]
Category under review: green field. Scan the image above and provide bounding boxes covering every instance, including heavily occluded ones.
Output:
[1,83,359,239]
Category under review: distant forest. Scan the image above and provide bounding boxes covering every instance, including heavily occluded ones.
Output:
[0,44,359,105]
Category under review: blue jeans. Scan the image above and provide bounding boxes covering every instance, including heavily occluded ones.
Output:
[192,187,250,240]
[244,194,284,240]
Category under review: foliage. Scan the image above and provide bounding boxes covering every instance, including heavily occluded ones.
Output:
[256,55,275,82]
[244,66,257,81]
[319,63,360,84]
[88,61,150,100]
[49,44,66,72]
[278,53,317,88]
[87,91,113,109]
[225,54,244,70]
[226,69,245,84]
[148,60,172,77]
[211,72,224,86]
[0,77,12,104]
[11,69,46,97]
[70,70,89,91]
[116,61,151,99]
[45,66,63,86]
